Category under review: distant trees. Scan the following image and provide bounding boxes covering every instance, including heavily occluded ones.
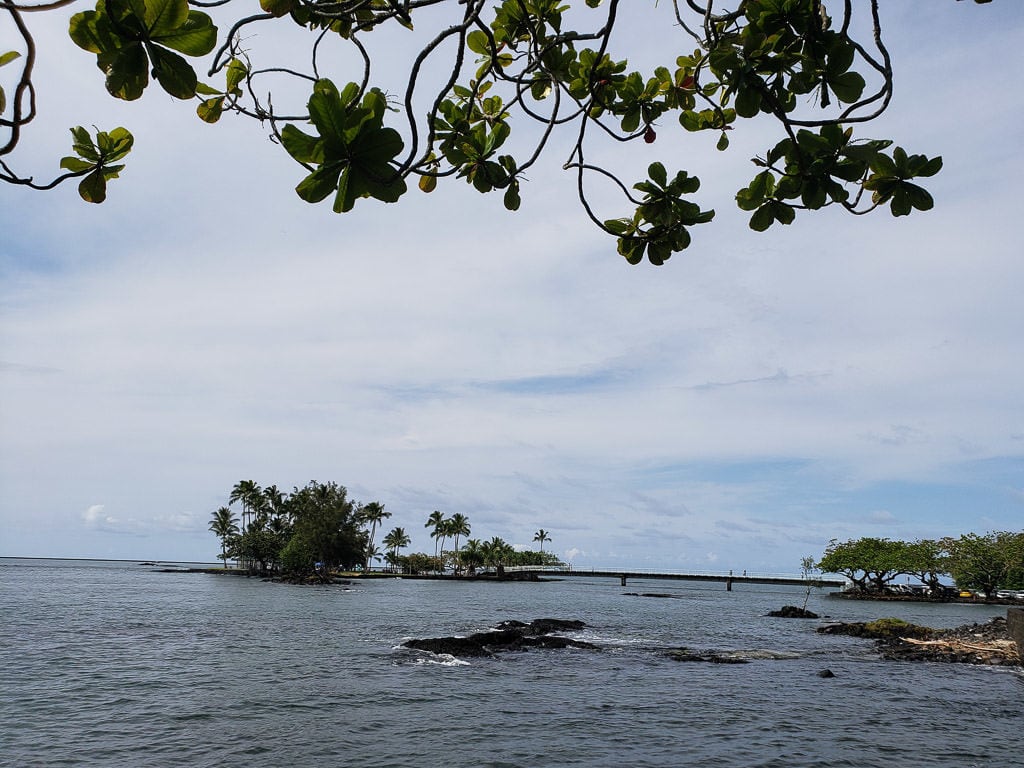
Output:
[214,479,370,578]
[358,502,392,571]
[208,506,239,568]
[818,532,1024,597]
[210,486,561,579]
[944,532,1024,599]
[382,526,411,571]
[374,512,561,576]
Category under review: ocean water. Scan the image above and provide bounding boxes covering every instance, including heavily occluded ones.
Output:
[1,558,1021,768]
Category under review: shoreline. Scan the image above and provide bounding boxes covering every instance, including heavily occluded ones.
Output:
[828,591,1024,608]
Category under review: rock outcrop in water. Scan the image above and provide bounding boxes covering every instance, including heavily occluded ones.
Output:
[818,617,1020,666]
[403,618,596,658]
[768,605,819,619]
[663,649,750,664]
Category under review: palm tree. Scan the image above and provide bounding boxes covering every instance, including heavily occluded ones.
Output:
[264,484,289,529]
[533,529,551,554]
[383,526,411,571]
[208,506,239,568]
[459,538,484,575]
[229,479,262,532]
[449,513,471,554]
[481,536,513,573]
[425,510,445,559]
[359,501,392,571]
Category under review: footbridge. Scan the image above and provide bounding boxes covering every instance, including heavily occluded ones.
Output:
[504,566,846,591]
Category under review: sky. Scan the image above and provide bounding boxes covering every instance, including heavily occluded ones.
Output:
[1,2,1022,572]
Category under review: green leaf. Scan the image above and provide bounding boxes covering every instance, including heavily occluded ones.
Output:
[96,126,133,160]
[98,42,149,101]
[905,183,934,212]
[68,11,116,55]
[197,96,224,123]
[916,156,943,178]
[648,162,667,188]
[603,218,632,236]
[135,0,189,37]
[890,187,912,217]
[60,157,95,173]
[774,202,795,225]
[148,45,198,99]
[735,86,761,118]
[466,30,490,56]
[70,126,99,161]
[280,124,322,164]
[617,236,646,265]
[296,163,344,204]
[503,182,521,211]
[226,58,247,93]
[749,204,775,232]
[419,173,437,193]
[0,50,20,67]
[828,71,865,104]
[78,170,108,203]
[259,0,295,17]
[154,11,216,57]
[307,79,350,145]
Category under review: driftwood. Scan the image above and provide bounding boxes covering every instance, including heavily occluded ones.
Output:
[899,637,1020,663]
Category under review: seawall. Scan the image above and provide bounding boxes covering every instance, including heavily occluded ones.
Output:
[1009,607,1024,658]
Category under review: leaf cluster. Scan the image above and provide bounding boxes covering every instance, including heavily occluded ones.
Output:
[0,0,992,262]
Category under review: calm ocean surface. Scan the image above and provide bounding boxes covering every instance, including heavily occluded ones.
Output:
[2,558,1021,768]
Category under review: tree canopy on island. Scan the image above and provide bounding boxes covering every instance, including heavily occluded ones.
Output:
[0,0,992,264]
[209,478,560,579]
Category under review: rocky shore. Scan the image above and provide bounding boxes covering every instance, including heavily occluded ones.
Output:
[818,616,1020,667]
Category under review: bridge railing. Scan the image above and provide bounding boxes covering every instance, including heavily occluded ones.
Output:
[504,565,845,581]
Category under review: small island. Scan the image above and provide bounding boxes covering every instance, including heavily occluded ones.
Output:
[207,478,563,581]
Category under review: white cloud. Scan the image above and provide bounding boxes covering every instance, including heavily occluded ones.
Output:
[2,4,1023,569]
[82,505,112,526]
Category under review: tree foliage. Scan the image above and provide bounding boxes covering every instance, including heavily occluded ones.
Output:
[0,0,992,263]
[944,532,1024,599]
[818,531,1023,597]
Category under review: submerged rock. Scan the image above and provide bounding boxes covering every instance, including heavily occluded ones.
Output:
[664,648,749,664]
[404,618,596,658]
[624,592,686,599]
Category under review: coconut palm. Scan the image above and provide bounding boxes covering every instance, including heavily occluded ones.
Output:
[229,479,262,532]
[481,536,513,571]
[359,501,392,571]
[533,529,552,554]
[425,510,445,559]
[459,538,484,575]
[208,506,239,568]
[449,513,471,553]
[383,526,411,571]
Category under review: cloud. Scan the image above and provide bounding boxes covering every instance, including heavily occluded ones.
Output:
[2,5,1023,567]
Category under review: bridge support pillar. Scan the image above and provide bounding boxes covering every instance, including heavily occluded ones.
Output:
[726,578,733,591]
[620,574,627,586]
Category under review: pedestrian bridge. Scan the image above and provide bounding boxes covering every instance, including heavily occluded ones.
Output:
[503,565,846,590]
